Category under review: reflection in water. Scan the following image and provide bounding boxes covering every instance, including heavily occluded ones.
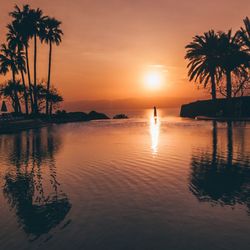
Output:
[190,122,250,213]
[150,116,160,154]
[0,127,71,238]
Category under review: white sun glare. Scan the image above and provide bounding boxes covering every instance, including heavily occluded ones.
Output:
[144,65,166,90]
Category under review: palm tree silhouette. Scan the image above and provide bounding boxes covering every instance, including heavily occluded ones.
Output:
[217,30,249,99]
[239,17,250,51]
[7,23,29,114]
[41,17,63,115]
[0,44,22,113]
[10,6,46,114]
[28,8,46,114]
[9,5,34,112]
[185,30,220,100]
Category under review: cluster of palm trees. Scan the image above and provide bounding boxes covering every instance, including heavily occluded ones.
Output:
[185,17,250,100]
[0,5,63,115]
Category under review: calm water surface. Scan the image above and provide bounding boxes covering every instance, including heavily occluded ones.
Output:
[0,109,250,250]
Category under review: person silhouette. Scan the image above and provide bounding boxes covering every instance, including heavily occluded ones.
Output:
[154,106,157,117]
[153,106,158,123]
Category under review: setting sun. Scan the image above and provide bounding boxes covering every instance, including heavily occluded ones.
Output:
[144,65,166,90]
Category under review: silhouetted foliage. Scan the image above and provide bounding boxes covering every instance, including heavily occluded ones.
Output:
[185,17,250,100]
[41,17,63,115]
[185,30,221,100]
[0,4,63,116]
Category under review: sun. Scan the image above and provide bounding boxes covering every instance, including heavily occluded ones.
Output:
[144,65,166,90]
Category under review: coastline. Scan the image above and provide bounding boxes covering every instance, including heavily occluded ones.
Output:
[0,111,110,134]
[195,116,250,122]
[180,97,250,120]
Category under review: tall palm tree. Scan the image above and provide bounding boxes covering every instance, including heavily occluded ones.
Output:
[185,30,220,100]
[217,30,249,99]
[0,44,22,113]
[9,5,34,112]
[16,51,29,115]
[7,23,29,114]
[11,6,46,114]
[28,8,46,114]
[41,17,63,115]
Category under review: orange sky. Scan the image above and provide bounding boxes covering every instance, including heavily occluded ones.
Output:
[0,0,250,105]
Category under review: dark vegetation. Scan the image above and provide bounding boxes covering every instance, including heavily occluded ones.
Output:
[183,17,250,118]
[0,5,63,116]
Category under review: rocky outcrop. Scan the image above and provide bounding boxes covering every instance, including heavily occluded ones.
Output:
[180,96,250,118]
[51,111,109,123]
[113,114,128,119]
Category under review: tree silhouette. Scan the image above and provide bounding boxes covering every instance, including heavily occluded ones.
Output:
[27,7,46,114]
[6,4,64,115]
[7,23,29,114]
[9,5,34,112]
[239,17,250,51]
[41,17,63,115]
[185,30,220,100]
[0,43,22,113]
[217,30,249,99]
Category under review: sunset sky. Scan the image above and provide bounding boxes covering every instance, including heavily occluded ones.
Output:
[0,0,250,107]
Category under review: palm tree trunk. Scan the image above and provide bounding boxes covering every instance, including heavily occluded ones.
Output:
[25,45,34,112]
[46,41,52,115]
[33,35,38,114]
[12,71,21,114]
[49,102,53,116]
[226,70,232,99]
[20,69,29,115]
[210,73,216,100]
[212,121,217,166]
[227,121,233,166]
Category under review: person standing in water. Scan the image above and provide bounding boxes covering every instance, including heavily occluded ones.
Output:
[154,106,157,118]
[153,106,158,123]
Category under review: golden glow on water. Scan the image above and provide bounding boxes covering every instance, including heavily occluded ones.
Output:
[0,119,250,249]
[150,116,160,154]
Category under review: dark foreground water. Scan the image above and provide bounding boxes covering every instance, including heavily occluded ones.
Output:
[0,110,250,250]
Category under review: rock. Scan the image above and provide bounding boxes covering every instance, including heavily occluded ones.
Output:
[51,111,109,123]
[88,111,110,120]
[113,114,128,119]
[180,96,250,118]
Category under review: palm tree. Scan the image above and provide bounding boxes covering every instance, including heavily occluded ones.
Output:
[28,8,46,114]
[7,23,29,114]
[41,17,63,115]
[185,30,220,100]
[10,5,46,114]
[0,44,22,113]
[239,17,250,51]
[217,30,249,99]
[9,5,34,112]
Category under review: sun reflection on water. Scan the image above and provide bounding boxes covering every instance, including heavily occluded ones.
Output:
[150,115,160,154]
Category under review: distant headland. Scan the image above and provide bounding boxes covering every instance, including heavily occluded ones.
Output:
[180,96,250,120]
